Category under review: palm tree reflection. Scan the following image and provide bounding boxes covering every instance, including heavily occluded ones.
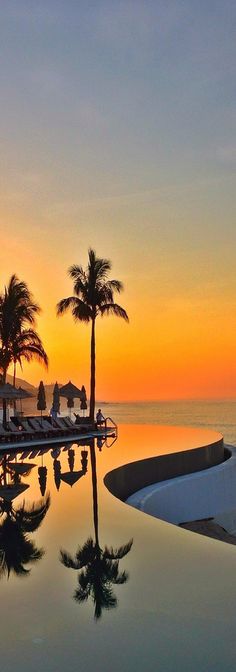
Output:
[60,440,133,620]
[0,458,50,578]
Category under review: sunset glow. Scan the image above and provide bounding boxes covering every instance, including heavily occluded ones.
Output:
[1,2,235,400]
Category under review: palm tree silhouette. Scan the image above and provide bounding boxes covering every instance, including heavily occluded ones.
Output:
[0,275,48,423]
[60,441,133,619]
[0,494,50,578]
[57,249,128,421]
[12,329,48,388]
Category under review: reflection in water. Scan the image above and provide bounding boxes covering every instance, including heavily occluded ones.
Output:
[0,493,50,579]
[54,447,88,489]
[53,458,61,490]
[38,464,47,496]
[0,456,50,578]
[68,448,75,472]
[60,440,133,620]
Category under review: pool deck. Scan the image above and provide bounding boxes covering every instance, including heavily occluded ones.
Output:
[0,425,116,452]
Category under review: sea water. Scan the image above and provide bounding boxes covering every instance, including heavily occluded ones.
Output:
[93,399,236,446]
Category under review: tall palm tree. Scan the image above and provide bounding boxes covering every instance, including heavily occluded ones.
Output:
[0,494,50,578]
[0,275,48,423]
[60,441,133,619]
[57,249,128,422]
[12,329,48,388]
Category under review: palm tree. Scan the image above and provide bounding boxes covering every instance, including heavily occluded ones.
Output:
[0,494,50,578]
[57,249,128,422]
[60,441,133,619]
[0,275,48,423]
[12,329,48,388]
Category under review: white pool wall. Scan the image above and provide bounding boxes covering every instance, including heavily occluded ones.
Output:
[127,445,236,533]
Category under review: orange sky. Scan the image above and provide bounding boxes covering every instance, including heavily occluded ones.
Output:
[3,235,236,401]
[1,4,236,401]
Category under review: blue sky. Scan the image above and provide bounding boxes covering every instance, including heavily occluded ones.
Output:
[0,1,235,397]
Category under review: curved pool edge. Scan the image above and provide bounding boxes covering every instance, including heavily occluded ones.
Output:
[104,429,224,501]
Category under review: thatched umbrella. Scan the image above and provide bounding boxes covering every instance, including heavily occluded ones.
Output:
[0,483,29,502]
[60,470,85,487]
[0,383,20,399]
[59,381,82,417]
[0,383,28,426]
[7,462,36,476]
[59,381,82,399]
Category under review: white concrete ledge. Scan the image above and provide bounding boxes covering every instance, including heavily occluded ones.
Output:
[127,444,236,533]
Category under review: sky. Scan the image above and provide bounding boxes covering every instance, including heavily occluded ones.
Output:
[0,1,235,400]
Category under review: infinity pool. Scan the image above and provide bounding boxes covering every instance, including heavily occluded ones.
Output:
[0,425,235,672]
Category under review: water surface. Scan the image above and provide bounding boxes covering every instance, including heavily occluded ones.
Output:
[0,424,235,672]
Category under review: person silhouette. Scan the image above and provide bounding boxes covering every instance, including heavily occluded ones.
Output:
[96,409,105,427]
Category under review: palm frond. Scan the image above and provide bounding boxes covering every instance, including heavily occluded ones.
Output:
[112,570,129,585]
[99,303,129,322]
[60,549,80,570]
[103,539,133,559]
[56,296,79,316]
[74,585,90,603]
[72,300,92,323]
[106,279,123,293]
[75,537,96,566]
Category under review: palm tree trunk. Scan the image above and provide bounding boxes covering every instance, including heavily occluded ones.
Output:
[90,441,99,548]
[13,361,16,388]
[3,456,7,486]
[13,360,17,413]
[89,318,96,423]
[2,368,7,428]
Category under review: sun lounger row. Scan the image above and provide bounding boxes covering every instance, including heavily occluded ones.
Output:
[0,416,84,444]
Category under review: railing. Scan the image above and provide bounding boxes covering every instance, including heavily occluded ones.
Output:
[104,416,118,434]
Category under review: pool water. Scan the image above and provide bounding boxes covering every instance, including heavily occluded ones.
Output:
[0,425,236,672]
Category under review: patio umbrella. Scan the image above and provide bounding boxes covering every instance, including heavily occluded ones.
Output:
[53,458,61,490]
[37,381,46,425]
[80,385,87,416]
[67,397,74,416]
[38,465,47,496]
[52,382,60,417]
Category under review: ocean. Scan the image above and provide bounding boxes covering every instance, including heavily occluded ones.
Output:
[93,399,236,446]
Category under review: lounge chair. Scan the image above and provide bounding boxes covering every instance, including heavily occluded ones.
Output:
[7,420,26,440]
[15,418,37,438]
[28,449,40,458]
[20,449,33,459]
[41,418,61,434]
[37,446,51,455]
[0,423,16,443]
[62,417,79,432]
[51,418,69,435]
[29,417,61,439]
[28,418,47,436]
